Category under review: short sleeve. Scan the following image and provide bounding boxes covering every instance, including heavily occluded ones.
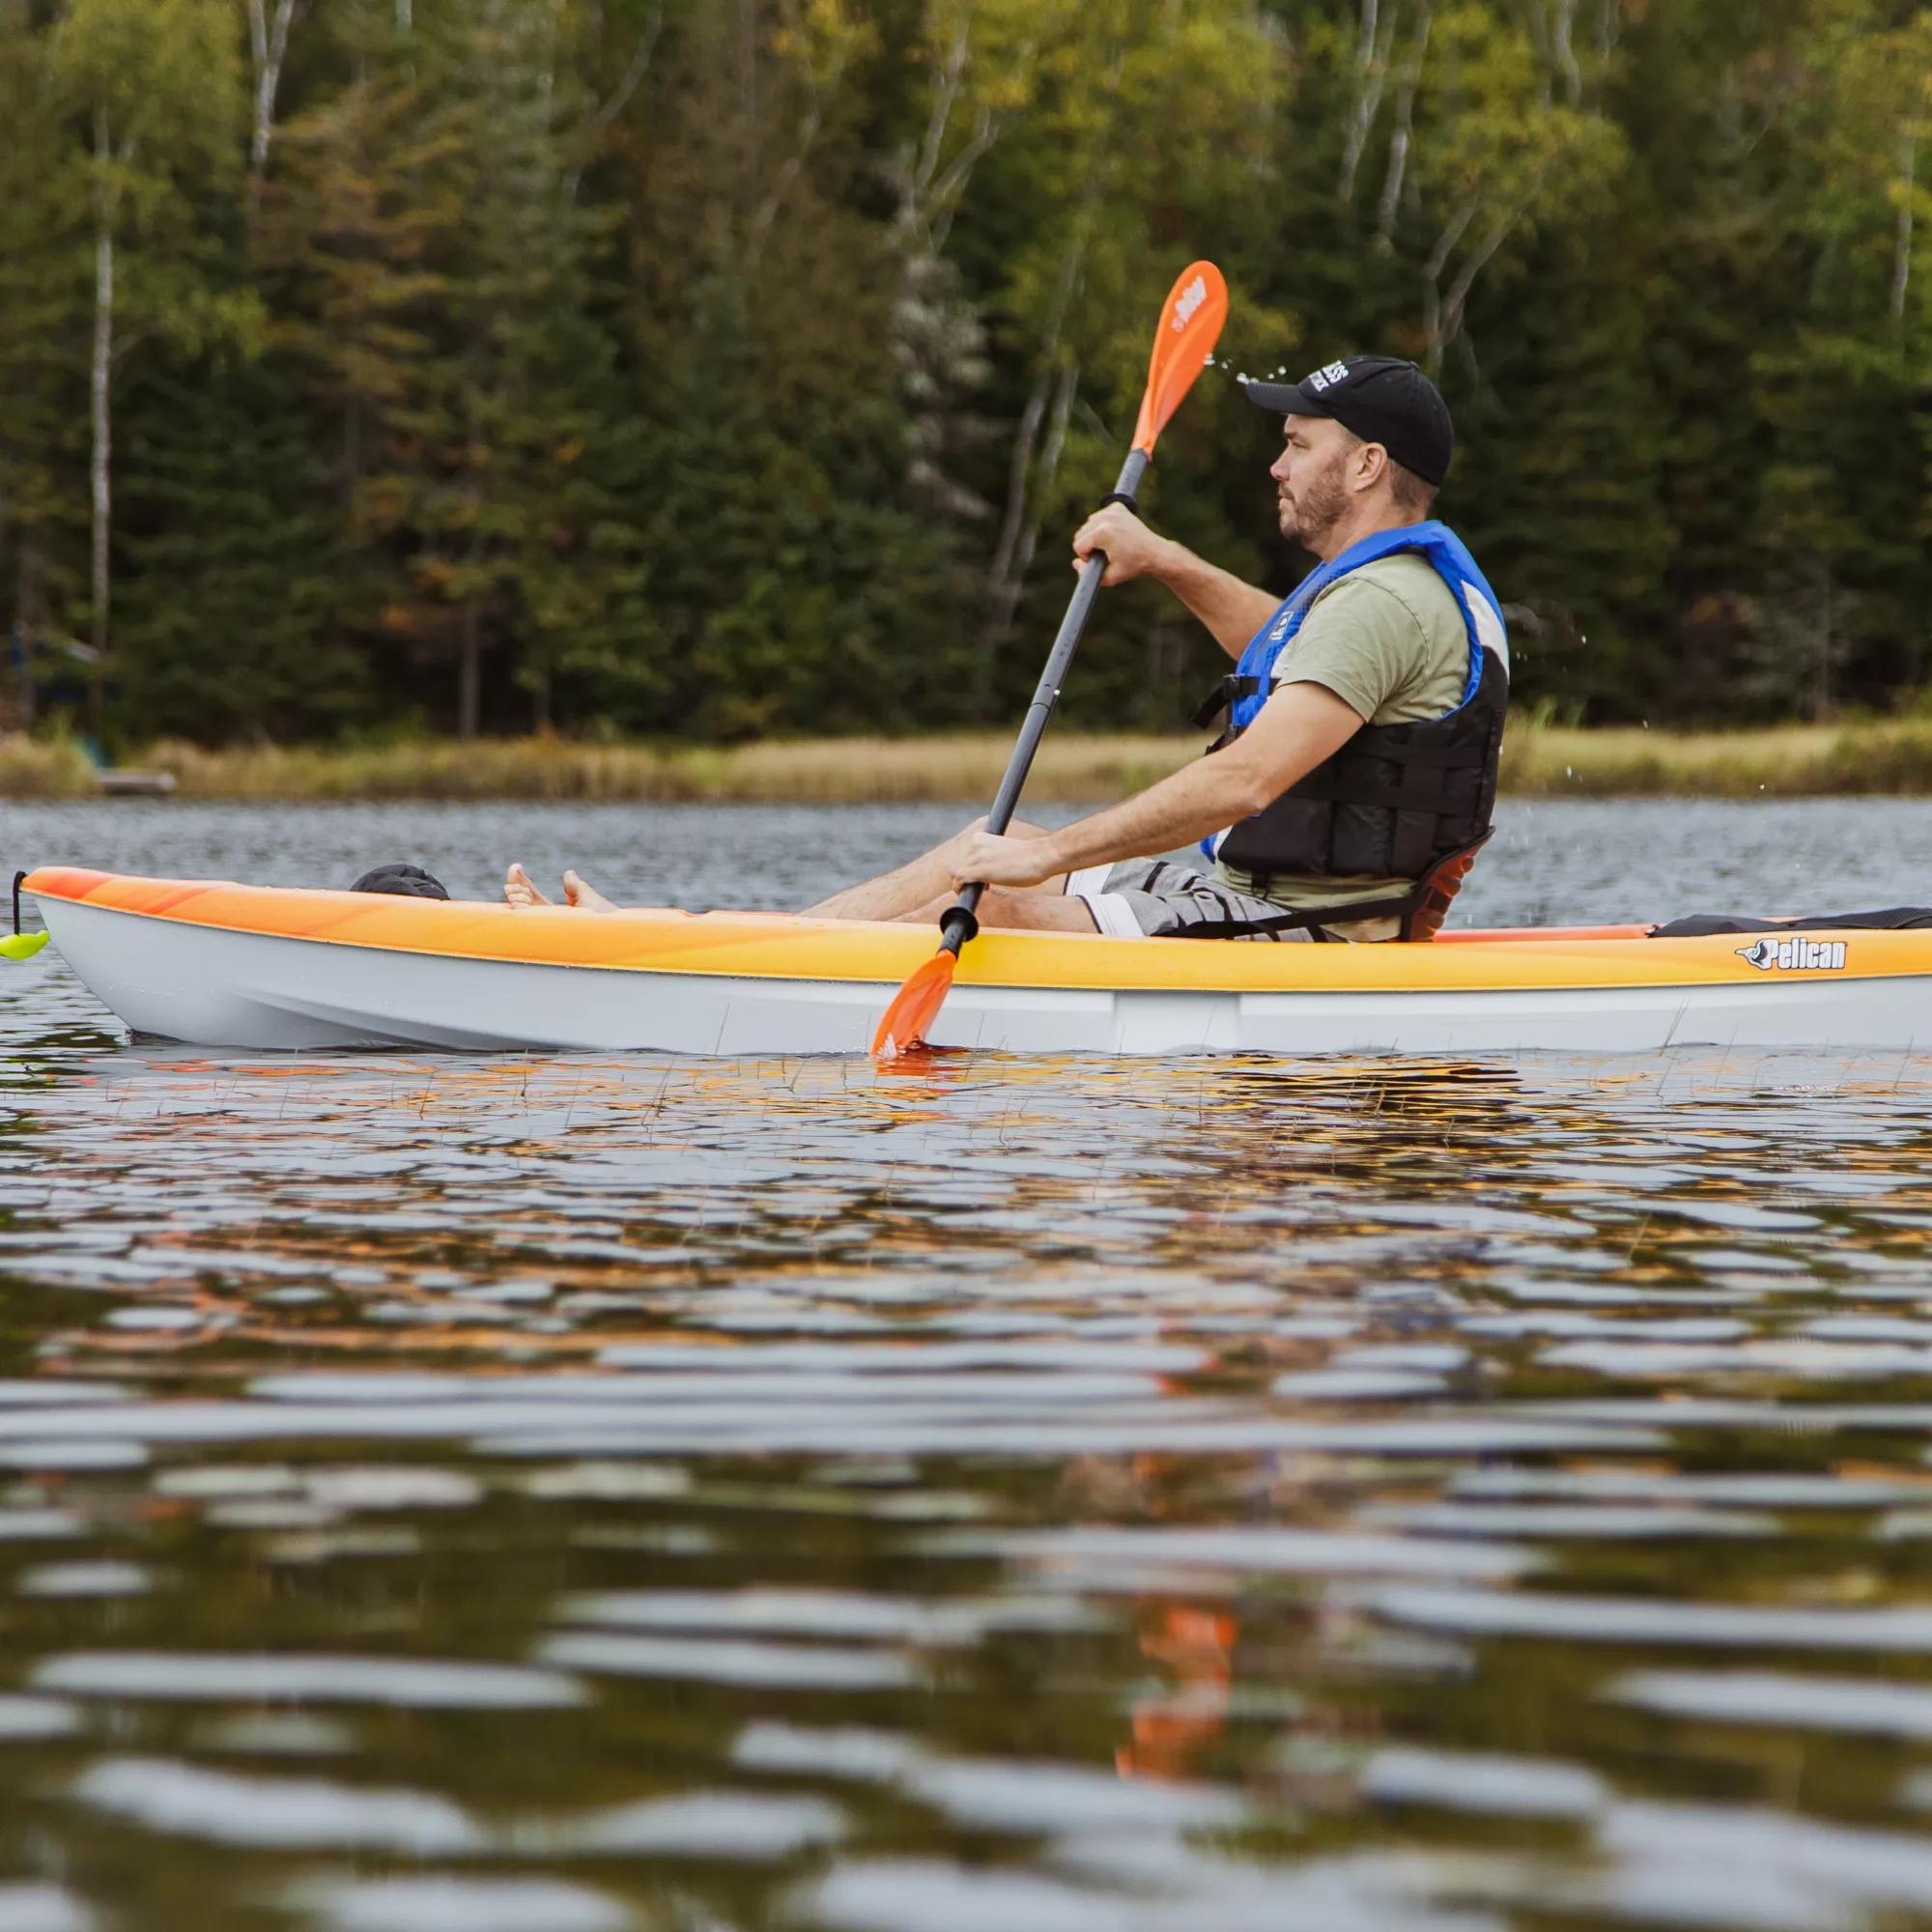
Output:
[1269,576,1428,723]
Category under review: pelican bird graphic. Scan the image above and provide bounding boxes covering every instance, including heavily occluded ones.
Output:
[1737,938,1779,970]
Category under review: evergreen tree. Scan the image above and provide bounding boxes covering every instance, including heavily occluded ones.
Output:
[48,0,257,724]
[1745,3,1932,716]
[0,6,87,726]
[116,355,367,741]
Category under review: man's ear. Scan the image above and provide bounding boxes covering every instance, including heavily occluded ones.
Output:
[1355,441,1390,493]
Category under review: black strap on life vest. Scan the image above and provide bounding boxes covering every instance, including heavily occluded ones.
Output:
[1191,674,1260,732]
[1180,890,1421,940]
[1177,835,1493,944]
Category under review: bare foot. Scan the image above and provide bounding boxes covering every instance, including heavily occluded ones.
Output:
[562,869,617,914]
[504,863,551,909]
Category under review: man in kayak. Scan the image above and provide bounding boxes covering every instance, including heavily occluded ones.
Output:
[507,355,1508,941]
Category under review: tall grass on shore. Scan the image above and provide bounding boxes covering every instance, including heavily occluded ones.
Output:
[1497,719,1932,797]
[0,738,98,797]
[14,715,1932,801]
[129,734,1206,803]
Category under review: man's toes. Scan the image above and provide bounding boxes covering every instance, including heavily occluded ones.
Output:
[563,869,615,914]
[504,863,549,908]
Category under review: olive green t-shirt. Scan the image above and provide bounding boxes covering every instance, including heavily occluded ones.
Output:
[1210,554,1472,937]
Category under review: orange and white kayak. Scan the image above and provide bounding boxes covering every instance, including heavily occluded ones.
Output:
[24,866,1932,1056]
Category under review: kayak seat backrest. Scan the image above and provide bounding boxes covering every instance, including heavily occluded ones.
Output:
[1402,834,1492,943]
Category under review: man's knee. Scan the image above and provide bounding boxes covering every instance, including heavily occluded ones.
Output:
[895,893,955,925]
[978,885,1099,933]
[894,888,1094,933]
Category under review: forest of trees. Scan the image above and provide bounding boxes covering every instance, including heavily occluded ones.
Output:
[0,0,1928,747]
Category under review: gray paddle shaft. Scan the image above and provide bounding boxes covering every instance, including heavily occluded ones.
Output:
[941,445,1151,955]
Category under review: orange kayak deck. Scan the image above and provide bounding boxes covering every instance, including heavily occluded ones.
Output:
[22,867,1925,997]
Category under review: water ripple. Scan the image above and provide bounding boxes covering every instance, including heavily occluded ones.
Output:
[5,800,1932,1928]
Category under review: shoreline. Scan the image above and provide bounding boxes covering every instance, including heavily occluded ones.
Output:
[8,719,1932,803]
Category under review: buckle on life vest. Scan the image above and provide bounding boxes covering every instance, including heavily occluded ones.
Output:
[1190,673,1261,731]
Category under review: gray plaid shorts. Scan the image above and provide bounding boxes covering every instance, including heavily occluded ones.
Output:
[1065,859,1317,942]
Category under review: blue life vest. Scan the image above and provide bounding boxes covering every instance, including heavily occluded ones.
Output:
[1192,520,1510,924]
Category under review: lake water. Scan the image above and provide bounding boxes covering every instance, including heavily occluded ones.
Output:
[2,796,1932,1931]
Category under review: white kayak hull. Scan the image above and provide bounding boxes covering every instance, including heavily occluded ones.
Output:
[31,887,1932,1058]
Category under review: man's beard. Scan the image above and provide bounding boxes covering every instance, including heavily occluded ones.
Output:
[1277,459,1349,550]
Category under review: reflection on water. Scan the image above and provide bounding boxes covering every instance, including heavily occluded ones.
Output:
[3,801,1932,1927]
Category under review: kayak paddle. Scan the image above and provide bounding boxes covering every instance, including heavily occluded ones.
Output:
[870,259,1229,1061]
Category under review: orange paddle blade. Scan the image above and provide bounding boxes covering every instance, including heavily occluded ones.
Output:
[1130,260,1229,457]
[870,950,956,1062]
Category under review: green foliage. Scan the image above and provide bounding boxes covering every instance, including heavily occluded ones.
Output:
[48,0,260,362]
[0,16,85,657]
[115,355,366,740]
[0,0,1929,743]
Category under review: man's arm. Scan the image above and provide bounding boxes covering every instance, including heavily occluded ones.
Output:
[951,680,1364,889]
[1071,505,1277,660]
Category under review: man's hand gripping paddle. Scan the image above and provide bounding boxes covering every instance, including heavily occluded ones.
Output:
[870,260,1229,1062]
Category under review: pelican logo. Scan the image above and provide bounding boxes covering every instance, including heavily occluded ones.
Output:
[1171,274,1208,331]
[1737,936,1847,973]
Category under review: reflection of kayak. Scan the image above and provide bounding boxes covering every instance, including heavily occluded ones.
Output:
[25,865,1932,1056]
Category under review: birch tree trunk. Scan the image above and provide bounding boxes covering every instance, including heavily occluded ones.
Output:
[898,11,1001,255]
[90,101,114,726]
[1338,0,1400,203]
[1375,0,1433,248]
[1437,205,1522,365]
[1518,0,1556,102]
[980,359,1057,678]
[888,12,1002,525]
[1549,0,1582,104]
[562,0,665,204]
[980,355,1079,664]
[246,0,299,211]
[911,13,974,222]
[981,199,1093,668]
[1420,199,1477,374]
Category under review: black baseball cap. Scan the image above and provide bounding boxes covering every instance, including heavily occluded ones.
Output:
[350,863,449,899]
[1241,355,1454,486]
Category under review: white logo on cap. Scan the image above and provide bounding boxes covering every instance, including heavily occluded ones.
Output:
[1305,360,1350,391]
